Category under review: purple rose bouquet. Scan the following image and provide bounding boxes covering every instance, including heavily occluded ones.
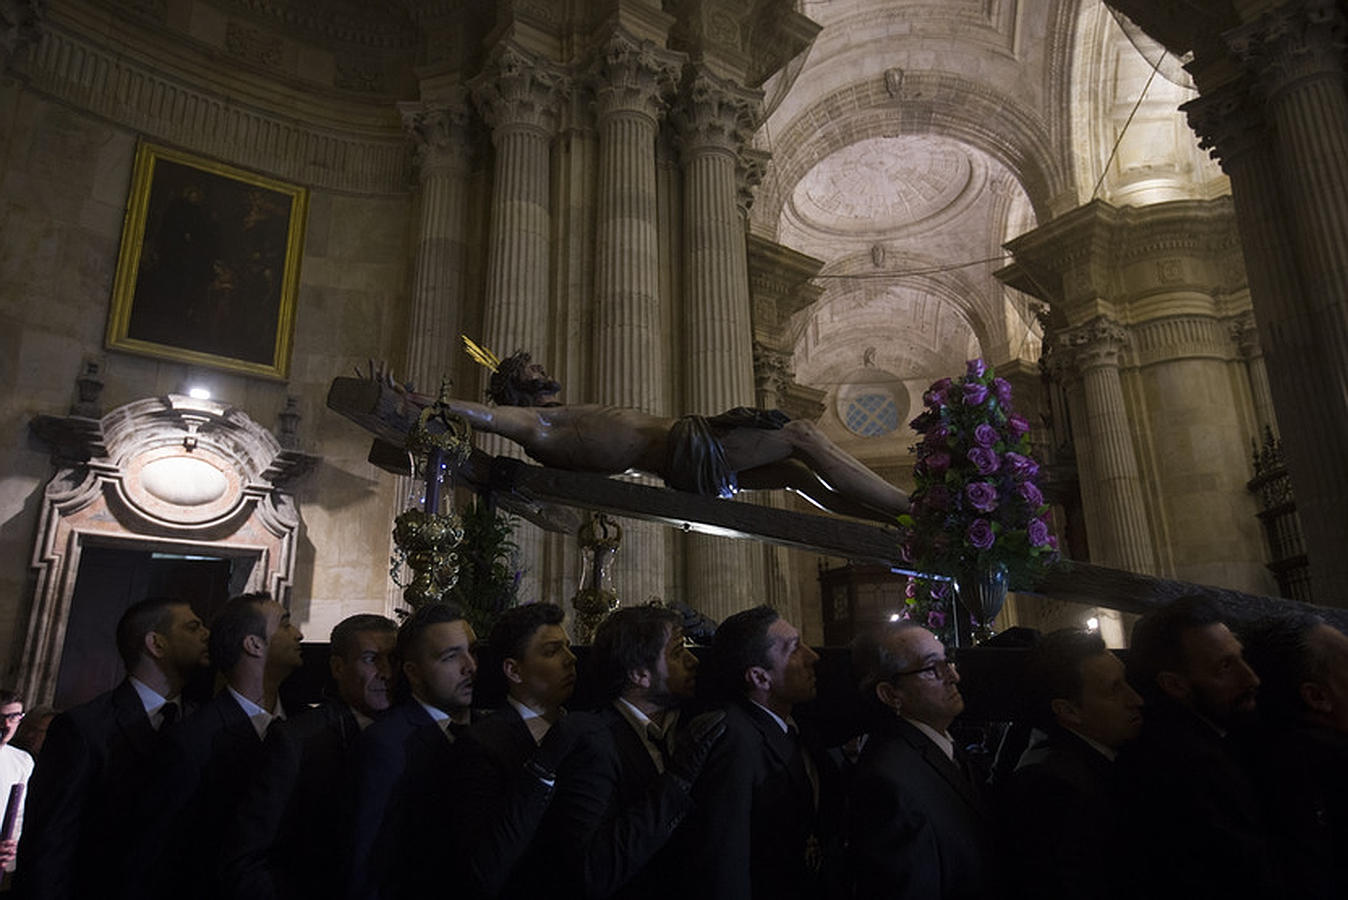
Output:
[898,359,1059,642]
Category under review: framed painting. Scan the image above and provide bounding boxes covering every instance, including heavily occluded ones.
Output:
[105,141,308,379]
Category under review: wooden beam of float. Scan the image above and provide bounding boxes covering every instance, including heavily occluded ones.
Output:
[328,376,1341,627]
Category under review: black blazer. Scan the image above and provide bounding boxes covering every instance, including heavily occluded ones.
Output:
[546,705,694,900]
[848,716,998,900]
[345,700,454,900]
[999,729,1124,900]
[220,698,363,900]
[1117,699,1277,900]
[448,703,556,900]
[14,680,158,900]
[677,699,841,900]
[126,689,268,900]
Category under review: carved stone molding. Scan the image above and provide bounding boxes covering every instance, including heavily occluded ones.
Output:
[736,146,771,217]
[1228,310,1262,359]
[400,98,474,176]
[675,67,762,158]
[470,43,568,140]
[1227,0,1347,101]
[21,394,317,703]
[1059,317,1129,371]
[752,340,794,402]
[18,21,411,194]
[1129,315,1234,367]
[0,0,43,71]
[590,29,683,125]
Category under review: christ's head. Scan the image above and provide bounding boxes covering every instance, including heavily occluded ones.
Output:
[488,351,562,407]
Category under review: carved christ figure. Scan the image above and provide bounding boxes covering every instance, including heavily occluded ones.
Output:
[377,350,909,525]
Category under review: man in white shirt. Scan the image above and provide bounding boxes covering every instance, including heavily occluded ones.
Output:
[128,592,303,900]
[848,620,997,899]
[0,689,34,878]
[16,596,209,900]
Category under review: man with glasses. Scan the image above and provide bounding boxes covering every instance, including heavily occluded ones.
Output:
[0,689,33,880]
[848,620,997,899]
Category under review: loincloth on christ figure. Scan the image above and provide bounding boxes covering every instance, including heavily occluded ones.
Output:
[664,407,791,499]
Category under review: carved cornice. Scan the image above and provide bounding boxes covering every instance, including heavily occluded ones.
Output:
[674,67,762,158]
[400,97,475,176]
[185,0,419,51]
[1226,0,1347,101]
[17,16,411,194]
[590,28,683,125]
[470,42,569,140]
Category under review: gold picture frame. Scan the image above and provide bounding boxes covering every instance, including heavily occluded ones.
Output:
[106,141,308,380]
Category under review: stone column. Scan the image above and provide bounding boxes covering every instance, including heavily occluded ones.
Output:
[676,68,764,623]
[470,45,566,604]
[589,30,683,607]
[1222,0,1348,602]
[399,98,474,392]
[1060,318,1157,574]
[752,344,803,629]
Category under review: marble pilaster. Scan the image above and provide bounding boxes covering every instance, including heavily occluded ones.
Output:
[1059,318,1157,575]
[589,29,683,607]
[676,68,764,623]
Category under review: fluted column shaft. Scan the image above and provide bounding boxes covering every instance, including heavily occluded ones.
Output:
[400,100,473,392]
[1227,0,1348,602]
[1064,320,1156,574]
[471,46,565,604]
[589,32,682,606]
[677,71,764,623]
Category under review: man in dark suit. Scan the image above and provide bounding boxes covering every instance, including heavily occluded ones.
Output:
[1119,595,1275,900]
[1000,627,1143,900]
[678,605,839,900]
[448,602,580,900]
[1240,612,1348,899]
[15,596,209,900]
[222,612,397,900]
[547,604,724,900]
[127,591,303,900]
[847,620,997,899]
[345,602,477,900]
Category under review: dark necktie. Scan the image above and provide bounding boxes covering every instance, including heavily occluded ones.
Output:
[646,722,668,768]
[159,702,180,731]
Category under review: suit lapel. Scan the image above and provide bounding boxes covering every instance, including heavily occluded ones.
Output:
[111,679,157,758]
[741,701,814,809]
[607,707,659,784]
[896,719,983,813]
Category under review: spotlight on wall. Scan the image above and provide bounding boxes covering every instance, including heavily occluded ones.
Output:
[888,613,901,623]
[187,387,212,400]
[1085,616,1100,632]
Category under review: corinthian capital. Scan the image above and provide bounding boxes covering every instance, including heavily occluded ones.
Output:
[1226,0,1347,100]
[399,98,474,176]
[1059,317,1129,371]
[737,147,771,216]
[1181,77,1266,171]
[752,341,794,401]
[591,29,684,125]
[470,43,568,140]
[674,68,762,158]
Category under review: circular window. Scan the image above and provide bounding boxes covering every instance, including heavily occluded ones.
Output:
[844,393,900,437]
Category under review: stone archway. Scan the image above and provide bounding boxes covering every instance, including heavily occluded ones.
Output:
[20,394,316,703]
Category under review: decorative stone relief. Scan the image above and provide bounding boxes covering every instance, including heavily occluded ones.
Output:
[335,58,385,93]
[470,43,568,139]
[225,20,285,70]
[736,146,771,216]
[0,0,43,71]
[1229,310,1262,359]
[1059,317,1129,370]
[675,68,762,157]
[884,67,904,97]
[1130,316,1232,366]
[400,98,473,175]
[1181,78,1265,169]
[752,341,794,405]
[591,29,683,124]
[1226,0,1347,99]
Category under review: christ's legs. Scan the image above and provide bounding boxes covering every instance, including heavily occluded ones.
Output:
[719,420,909,521]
